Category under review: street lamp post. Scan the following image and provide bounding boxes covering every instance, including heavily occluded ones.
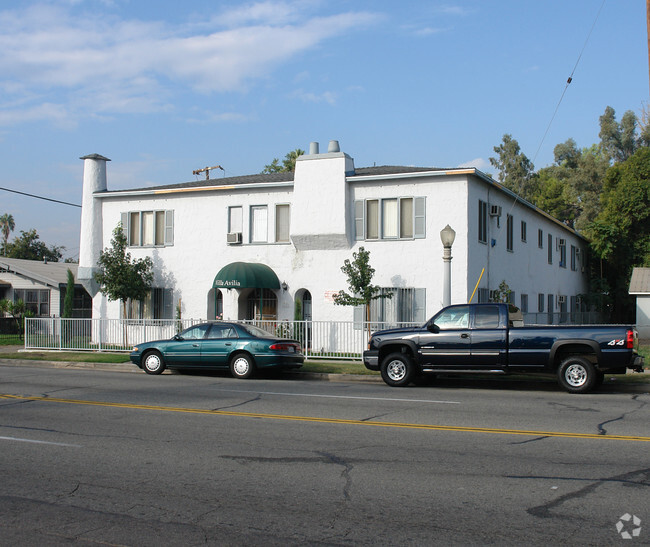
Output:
[440,224,456,307]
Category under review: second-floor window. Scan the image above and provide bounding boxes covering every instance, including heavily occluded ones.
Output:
[355,197,425,241]
[478,200,488,243]
[275,204,290,243]
[228,206,243,234]
[506,214,514,252]
[122,210,174,247]
[250,205,268,243]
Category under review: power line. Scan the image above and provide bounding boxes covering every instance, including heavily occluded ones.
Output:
[531,0,606,165]
[0,186,81,208]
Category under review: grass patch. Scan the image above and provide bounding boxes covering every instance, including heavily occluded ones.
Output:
[0,351,131,363]
[0,336,22,345]
[302,360,376,375]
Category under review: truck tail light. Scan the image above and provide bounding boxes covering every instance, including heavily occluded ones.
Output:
[626,329,635,349]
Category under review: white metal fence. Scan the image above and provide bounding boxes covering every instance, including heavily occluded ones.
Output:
[24,312,609,359]
[24,317,418,359]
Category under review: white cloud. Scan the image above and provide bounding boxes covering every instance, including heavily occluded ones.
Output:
[0,2,379,126]
[458,157,491,171]
[290,88,337,105]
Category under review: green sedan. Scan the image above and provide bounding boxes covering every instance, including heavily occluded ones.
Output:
[130,322,304,379]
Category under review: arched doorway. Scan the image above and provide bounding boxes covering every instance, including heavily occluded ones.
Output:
[207,288,223,319]
[295,289,312,350]
[246,288,277,321]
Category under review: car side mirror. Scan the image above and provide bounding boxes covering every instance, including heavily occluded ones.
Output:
[427,323,440,333]
[173,334,183,341]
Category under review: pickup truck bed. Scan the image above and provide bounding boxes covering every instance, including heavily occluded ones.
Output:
[363,303,644,393]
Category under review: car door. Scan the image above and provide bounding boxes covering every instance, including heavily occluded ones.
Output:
[200,324,238,367]
[164,324,210,367]
[469,305,507,369]
[418,305,472,367]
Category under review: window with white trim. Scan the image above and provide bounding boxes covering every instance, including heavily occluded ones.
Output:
[14,289,49,317]
[250,205,268,243]
[478,200,488,244]
[123,288,174,320]
[121,210,173,247]
[228,206,243,234]
[275,204,290,243]
[354,287,426,326]
[355,197,425,241]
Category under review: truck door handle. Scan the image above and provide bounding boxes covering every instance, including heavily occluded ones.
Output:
[192,343,199,347]
[460,333,469,339]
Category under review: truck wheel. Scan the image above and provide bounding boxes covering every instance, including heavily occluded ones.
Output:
[557,356,597,394]
[380,353,416,387]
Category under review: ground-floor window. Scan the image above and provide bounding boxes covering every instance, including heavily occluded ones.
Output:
[14,289,49,317]
[123,288,174,320]
[356,287,425,326]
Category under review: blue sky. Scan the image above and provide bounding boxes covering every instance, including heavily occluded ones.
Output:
[0,0,647,260]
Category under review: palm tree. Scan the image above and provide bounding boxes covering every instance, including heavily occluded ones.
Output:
[0,213,15,255]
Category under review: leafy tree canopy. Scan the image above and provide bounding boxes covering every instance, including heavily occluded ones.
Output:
[94,224,154,317]
[489,134,537,201]
[2,229,63,262]
[262,149,305,173]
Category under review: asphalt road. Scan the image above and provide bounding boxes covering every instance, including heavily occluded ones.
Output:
[0,363,649,545]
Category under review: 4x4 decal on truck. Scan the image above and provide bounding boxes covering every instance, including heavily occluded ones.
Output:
[607,339,626,346]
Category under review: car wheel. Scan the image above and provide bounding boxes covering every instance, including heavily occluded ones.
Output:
[230,354,255,379]
[557,356,596,393]
[380,352,416,387]
[143,351,165,375]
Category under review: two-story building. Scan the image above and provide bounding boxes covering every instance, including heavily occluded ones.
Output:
[77,140,588,325]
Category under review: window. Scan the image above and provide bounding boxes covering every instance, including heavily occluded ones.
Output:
[474,305,500,328]
[355,197,425,241]
[478,200,488,244]
[14,289,49,317]
[506,214,514,252]
[250,206,268,243]
[434,305,470,329]
[478,288,490,303]
[538,229,543,248]
[521,221,527,242]
[122,210,173,247]
[547,294,554,323]
[571,245,577,271]
[124,288,173,320]
[547,234,553,264]
[357,287,426,325]
[538,293,545,312]
[366,199,379,240]
[382,199,398,238]
[559,239,567,268]
[520,294,528,313]
[275,204,290,243]
[228,206,243,234]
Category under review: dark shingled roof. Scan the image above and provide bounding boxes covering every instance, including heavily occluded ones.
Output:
[106,165,460,193]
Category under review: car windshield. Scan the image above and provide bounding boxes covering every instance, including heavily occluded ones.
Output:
[239,324,274,338]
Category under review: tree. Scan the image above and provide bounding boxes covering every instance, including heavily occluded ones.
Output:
[62,268,75,319]
[585,147,650,321]
[262,149,305,173]
[489,134,537,201]
[0,213,15,255]
[332,247,392,325]
[0,298,28,340]
[3,229,63,261]
[599,106,645,163]
[94,224,154,322]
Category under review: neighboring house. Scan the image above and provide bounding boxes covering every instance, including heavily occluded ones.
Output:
[629,267,650,341]
[77,142,589,325]
[0,258,92,318]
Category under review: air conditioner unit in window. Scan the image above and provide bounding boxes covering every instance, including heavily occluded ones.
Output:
[227,232,242,245]
[489,205,502,217]
[557,295,566,305]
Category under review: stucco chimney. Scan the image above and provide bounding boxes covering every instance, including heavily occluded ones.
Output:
[78,153,110,297]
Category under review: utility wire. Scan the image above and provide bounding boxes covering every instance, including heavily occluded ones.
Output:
[0,186,81,208]
[531,0,606,165]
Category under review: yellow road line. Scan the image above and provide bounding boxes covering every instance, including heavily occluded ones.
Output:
[2,393,649,442]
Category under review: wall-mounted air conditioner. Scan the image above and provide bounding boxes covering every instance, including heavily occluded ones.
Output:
[489,205,502,217]
[227,232,242,245]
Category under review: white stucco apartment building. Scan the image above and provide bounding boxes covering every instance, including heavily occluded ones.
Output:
[77,141,589,325]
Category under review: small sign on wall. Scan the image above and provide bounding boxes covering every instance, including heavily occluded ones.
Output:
[324,290,339,303]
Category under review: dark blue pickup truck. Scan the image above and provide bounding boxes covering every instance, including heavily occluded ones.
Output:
[363,303,645,393]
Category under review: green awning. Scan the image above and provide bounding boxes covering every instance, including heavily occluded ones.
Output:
[213,262,281,289]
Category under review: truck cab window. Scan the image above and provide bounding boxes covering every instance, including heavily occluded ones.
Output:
[474,306,500,328]
[434,306,469,329]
